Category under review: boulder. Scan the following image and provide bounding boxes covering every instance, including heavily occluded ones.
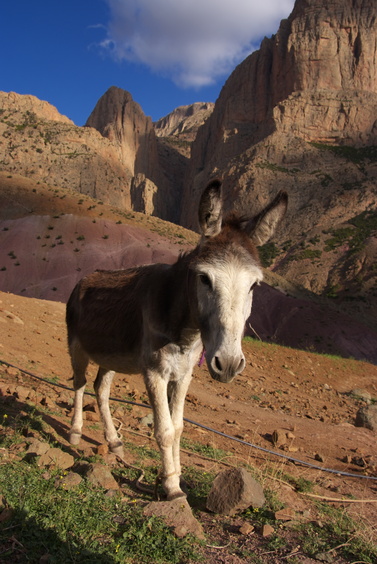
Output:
[86,462,119,491]
[206,467,265,516]
[143,498,205,539]
[355,405,377,431]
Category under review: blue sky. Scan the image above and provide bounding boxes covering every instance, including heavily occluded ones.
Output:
[1,0,294,125]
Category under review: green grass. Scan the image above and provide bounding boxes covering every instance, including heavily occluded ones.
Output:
[296,503,377,563]
[0,406,200,562]
[0,462,199,563]
[181,437,229,461]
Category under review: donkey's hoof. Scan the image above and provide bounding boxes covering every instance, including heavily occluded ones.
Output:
[166,490,187,501]
[109,442,124,457]
[69,431,81,446]
[179,477,189,495]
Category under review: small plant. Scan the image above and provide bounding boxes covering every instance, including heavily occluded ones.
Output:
[258,242,280,267]
[298,249,322,260]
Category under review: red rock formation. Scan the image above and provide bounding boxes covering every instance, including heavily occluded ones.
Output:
[86,86,160,183]
[182,0,377,229]
[86,86,183,221]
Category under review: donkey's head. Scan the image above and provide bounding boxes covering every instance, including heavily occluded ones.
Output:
[192,179,287,383]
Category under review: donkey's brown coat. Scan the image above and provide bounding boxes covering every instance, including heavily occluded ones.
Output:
[66,180,287,500]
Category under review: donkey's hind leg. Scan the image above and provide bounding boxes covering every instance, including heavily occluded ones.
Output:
[94,367,124,456]
[69,339,89,446]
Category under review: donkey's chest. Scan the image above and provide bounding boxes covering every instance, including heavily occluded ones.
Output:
[146,337,202,382]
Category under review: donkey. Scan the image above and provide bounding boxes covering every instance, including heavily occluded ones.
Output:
[66,179,287,500]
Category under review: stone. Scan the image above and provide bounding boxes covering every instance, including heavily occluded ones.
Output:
[14,385,30,401]
[274,507,296,521]
[85,411,100,422]
[143,499,205,540]
[86,463,119,491]
[206,467,265,516]
[6,366,19,377]
[96,444,109,456]
[315,552,335,563]
[271,429,287,447]
[55,471,82,490]
[262,524,274,537]
[38,447,74,470]
[355,405,377,431]
[239,523,255,535]
[351,389,372,403]
[139,413,154,428]
[26,439,50,456]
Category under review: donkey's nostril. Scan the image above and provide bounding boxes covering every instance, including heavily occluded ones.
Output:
[237,356,246,373]
[214,356,223,372]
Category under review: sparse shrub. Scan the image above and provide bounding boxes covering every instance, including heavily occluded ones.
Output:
[298,249,322,260]
[259,242,280,267]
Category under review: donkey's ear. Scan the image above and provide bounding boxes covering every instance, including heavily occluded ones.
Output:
[198,179,223,238]
[245,191,288,246]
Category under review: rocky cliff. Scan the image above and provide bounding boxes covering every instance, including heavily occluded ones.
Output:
[154,102,214,157]
[86,86,191,222]
[183,0,377,226]
[0,90,132,209]
[178,0,377,327]
[0,88,190,222]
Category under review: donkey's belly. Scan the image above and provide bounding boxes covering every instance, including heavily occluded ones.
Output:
[88,351,141,375]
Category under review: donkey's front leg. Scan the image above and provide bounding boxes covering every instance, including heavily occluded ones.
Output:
[94,367,124,456]
[145,372,185,500]
[168,371,192,486]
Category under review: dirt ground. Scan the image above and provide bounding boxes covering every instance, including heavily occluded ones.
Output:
[1,289,376,562]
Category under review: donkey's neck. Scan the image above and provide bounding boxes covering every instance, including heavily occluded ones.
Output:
[159,252,200,345]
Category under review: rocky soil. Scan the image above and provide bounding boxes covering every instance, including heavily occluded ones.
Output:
[0,288,376,562]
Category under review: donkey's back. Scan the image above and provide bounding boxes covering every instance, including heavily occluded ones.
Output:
[66,264,170,375]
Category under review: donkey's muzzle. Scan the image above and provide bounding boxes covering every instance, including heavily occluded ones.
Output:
[209,354,245,383]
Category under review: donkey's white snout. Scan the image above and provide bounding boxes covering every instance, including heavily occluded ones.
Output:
[210,353,245,383]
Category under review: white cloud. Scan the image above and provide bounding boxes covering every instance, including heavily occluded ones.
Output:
[102,0,295,88]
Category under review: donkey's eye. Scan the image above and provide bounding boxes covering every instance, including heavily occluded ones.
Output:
[199,274,212,289]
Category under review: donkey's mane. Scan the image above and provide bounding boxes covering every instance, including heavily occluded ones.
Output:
[222,212,252,229]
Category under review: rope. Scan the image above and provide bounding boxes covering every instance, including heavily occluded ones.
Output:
[1,358,377,482]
